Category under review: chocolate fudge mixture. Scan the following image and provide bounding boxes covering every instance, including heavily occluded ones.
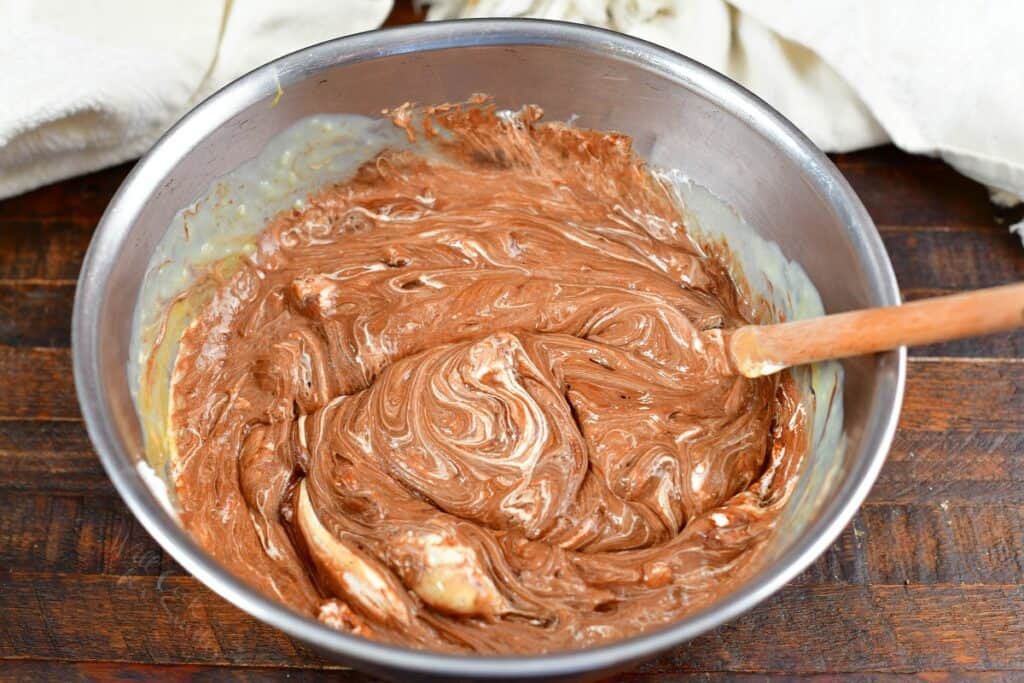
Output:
[166,101,807,653]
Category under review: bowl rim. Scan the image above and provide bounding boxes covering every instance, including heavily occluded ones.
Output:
[73,18,905,678]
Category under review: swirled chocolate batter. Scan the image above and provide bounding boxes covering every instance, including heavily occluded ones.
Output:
[167,101,808,653]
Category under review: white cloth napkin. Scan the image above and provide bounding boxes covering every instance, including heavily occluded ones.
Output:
[424,0,1024,239]
[0,0,391,199]
[2,0,1023,244]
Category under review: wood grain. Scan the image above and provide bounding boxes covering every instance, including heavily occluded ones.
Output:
[0,164,131,224]
[874,428,1024,505]
[0,662,1015,682]
[0,233,1017,355]
[880,227,1023,290]
[384,1,425,25]
[832,151,998,228]
[0,283,73,347]
[899,360,1024,432]
[0,346,78,419]
[0,662,377,682]
[0,574,311,666]
[21,417,1017,503]
[2,353,1019,431]
[0,221,93,281]
[0,421,111,493]
[0,422,961,507]
[2,575,1021,673]
[796,504,1024,586]
[639,585,1024,674]
[7,492,1019,588]
[0,495,181,577]
[2,155,1017,365]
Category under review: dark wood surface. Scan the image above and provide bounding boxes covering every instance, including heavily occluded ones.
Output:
[2,5,1024,682]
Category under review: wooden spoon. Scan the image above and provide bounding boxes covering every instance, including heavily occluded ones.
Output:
[729,282,1024,378]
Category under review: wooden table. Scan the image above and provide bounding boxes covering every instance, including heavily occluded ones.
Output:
[2,9,1023,682]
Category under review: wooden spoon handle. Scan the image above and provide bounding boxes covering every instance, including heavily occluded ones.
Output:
[729,282,1024,378]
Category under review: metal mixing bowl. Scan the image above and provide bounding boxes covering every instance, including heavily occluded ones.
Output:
[73,19,904,680]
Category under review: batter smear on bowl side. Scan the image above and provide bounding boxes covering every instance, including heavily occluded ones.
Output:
[166,100,809,653]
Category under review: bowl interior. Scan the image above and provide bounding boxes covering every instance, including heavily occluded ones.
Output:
[74,20,902,679]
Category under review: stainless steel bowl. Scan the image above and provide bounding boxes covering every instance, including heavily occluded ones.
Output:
[73,19,904,680]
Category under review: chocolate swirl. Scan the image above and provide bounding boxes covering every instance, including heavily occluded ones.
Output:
[168,102,808,653]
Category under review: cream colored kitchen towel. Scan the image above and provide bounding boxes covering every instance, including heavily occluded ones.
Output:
[0,0,392,199]
[424,0,1024,239]
[3,0,1023,241]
